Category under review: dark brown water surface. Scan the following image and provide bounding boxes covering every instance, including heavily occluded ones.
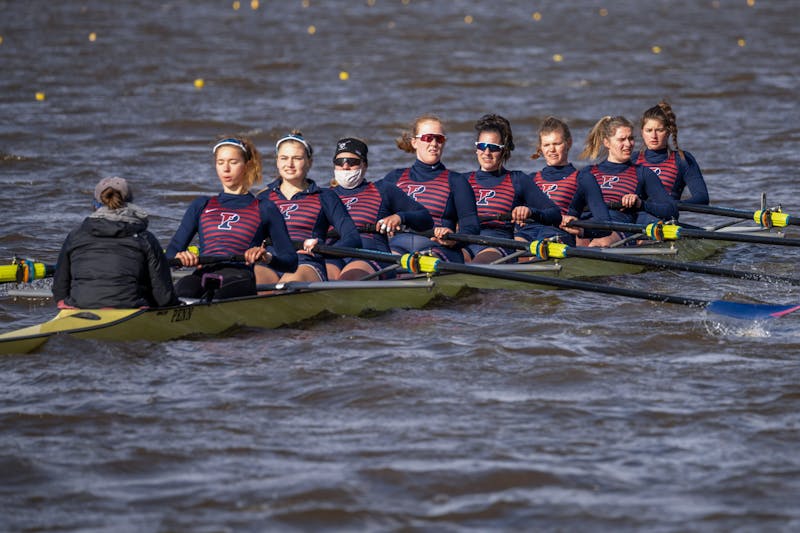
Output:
[1,1,800,530]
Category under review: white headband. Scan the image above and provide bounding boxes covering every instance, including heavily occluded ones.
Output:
[275,134,312,157]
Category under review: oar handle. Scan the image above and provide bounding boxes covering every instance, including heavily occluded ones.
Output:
[168,255,247,268]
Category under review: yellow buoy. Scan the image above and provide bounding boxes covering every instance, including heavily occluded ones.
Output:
[747,0,755,6]
[532,12,542,21]
[302,0,310,7]
[737,38,746,47]
[194,78,205,89]
[35,91,46,101]
[251,0,259,9]
[0,36,4,45]
[308,25,316,35]
[599,8,608,16]
[339,71,350,81]
[651,45,662,54]
[553,54,563,63]
[88,32,97,42]
[464,15,473,24]
[232,1,240,10]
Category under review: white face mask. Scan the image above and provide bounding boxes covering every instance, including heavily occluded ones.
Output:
[334,168,364,189]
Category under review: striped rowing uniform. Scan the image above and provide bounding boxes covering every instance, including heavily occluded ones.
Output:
[380,160,479,262]
[257,179,361,280]
[531,163,612,240]
[166,191,298,298]
[166,192,297,273]
[332,180,433,253]
[577,159,678,225]
[633,148,709,205]
[467,167,562,252]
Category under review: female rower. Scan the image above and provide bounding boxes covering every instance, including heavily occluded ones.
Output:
[167,137,297,300]
[326,137,433,280]
[53,177,179,308]
[634,100,709,205]
[528,116,612,246]
[380,113,480,263]
[577,115,678,246]
[256,131,360,283]
[466,113,561,263]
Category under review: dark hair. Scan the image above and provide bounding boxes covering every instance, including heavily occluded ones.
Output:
[532,116,572,160]
[641,100,684,158]
[474,113,515,164]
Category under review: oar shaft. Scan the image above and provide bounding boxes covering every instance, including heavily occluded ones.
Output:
[312,244,711,308]
[415,231,800,285]
[678,202,800,226]
[2,255,247,285]
[570,220,800,247]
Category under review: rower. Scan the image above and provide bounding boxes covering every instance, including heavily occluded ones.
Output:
[255,131,361,284]
[379,113,480,263]
[633,100,709,207]
[52,177,179,309]
[526,116,613,248]
[166,136,298,300]
[325,137,433,280]
[576,115,679,246]
[465,113,562,264]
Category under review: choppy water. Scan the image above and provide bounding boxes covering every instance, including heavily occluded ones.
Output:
[1,1,800,530]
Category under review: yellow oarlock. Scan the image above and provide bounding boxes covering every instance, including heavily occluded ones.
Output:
[527,240,568,259]
[645,222,681,241]
[754,209,789,228]
[399,253,440,274]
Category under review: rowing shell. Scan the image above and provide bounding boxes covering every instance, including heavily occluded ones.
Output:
[0,224,776,354]
[0,279,443,354]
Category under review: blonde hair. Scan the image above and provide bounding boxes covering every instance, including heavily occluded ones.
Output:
[396,113,445,153]
[213,136,262,192]
[579,115,634,160]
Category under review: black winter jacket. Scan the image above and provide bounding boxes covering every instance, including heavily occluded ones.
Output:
[52,206,178,308]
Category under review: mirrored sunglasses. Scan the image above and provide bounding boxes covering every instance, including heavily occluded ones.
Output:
[415,133,446,143]
[475,142,505,153]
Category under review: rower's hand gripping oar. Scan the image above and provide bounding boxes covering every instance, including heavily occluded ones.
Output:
[311,243,800,321]
[1,253,247,285]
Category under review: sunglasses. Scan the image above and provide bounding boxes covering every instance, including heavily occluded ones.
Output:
[334,157,362,166]
[415,133,446,144]
[475,142,505,152]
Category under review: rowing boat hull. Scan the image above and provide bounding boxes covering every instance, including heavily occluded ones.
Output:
[0,280,443,354]
[0,226,769,354]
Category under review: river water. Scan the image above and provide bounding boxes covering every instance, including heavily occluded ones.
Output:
[1,1,800,531]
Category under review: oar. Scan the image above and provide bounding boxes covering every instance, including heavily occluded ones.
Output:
[1,254,247,285]
[311,244,800,320]
[678,202,800,227]
[412,231,800,285]
[568,219,800,247]
[0,261,54,283]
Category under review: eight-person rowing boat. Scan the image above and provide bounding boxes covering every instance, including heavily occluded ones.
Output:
[3,106,800,354]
